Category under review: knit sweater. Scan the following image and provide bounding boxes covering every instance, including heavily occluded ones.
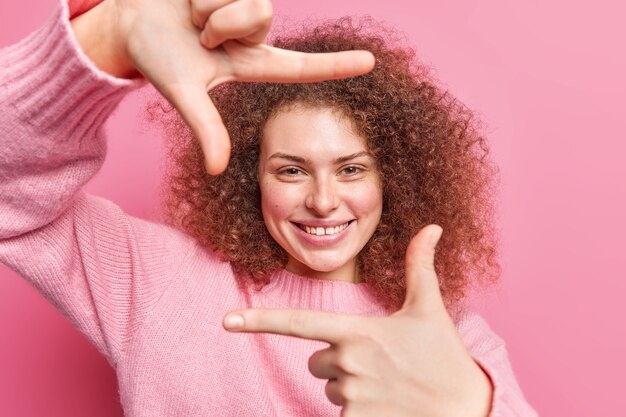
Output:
[0,2,538,416]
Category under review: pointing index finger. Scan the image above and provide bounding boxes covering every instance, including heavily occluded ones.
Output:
[223,309,356,344]
[228,44,376,83]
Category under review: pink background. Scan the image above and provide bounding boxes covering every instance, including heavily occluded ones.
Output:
[2,0,625,415]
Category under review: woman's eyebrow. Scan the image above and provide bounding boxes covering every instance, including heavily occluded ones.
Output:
[268,151,372,164]
[268,153,309,163]
[334,151,373,164]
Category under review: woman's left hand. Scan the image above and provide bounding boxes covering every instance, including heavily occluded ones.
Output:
[223,225,493,417]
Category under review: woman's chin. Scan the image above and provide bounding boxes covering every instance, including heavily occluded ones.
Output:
[286,256,356,281]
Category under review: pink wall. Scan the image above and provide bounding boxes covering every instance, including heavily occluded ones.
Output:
[2,0,624,415]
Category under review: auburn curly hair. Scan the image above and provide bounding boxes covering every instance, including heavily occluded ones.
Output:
[149,17,500,314]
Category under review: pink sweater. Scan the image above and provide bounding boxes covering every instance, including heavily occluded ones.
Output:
[0,2,538,416]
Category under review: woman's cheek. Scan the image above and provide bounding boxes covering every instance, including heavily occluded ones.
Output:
[260,181,297,224]
[348,180,383,217]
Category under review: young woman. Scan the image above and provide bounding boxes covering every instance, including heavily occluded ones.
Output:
[0,0,537,415]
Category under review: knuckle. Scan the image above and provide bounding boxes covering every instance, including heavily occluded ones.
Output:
[191,0,211,13]
[419,253,436,272]
[340,404,358,417]
[287,311,308,334]
[190,8,201,27]
[190,1,211,27]
[333,346,355,373]
[351,331,377,347]
[251,0,273,21]
[189,2,200,14]
[337,377,358,403]
[244,311,262,329]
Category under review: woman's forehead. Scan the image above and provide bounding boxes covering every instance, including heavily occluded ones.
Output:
[260,105,370,159]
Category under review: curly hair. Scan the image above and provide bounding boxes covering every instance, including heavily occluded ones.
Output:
[149,17,500,313]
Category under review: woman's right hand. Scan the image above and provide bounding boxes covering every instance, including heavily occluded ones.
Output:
[71,0,375,174]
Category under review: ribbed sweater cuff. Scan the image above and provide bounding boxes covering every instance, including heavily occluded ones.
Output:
[472,352,536,417]
[0,0,144,135]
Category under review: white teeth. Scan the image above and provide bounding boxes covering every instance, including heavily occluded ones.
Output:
[300,222,349,236]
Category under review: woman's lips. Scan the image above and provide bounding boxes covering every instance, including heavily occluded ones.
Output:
[290,220,354,246]
[296,221,350,236]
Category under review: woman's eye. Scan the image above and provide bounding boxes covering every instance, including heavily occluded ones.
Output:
[279,167,302,176]
[341,166,362,175]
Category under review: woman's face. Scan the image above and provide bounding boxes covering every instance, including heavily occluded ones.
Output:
[258,105,383,282]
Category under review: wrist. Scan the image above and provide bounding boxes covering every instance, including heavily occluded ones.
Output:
[466,362,494,417]
[70,0,139,78]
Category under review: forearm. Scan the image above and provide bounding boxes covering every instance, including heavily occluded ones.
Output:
[0,2,139,239]
[0,1,171,367]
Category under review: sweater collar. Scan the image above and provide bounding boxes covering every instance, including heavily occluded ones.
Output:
[252,268,390,316]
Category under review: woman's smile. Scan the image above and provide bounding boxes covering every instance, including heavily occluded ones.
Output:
[290,220,355,246]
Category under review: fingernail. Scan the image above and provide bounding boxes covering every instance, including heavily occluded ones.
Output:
[223,314,245,330]
[429,227,443,249]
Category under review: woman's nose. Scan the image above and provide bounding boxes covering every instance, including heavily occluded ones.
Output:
[305,178,340,216]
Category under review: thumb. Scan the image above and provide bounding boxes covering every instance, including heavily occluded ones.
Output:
[402,224,445,314]
[166,83,231,175]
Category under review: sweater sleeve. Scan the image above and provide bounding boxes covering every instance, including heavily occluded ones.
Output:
[457,312,539,417]
[0,1,197,368]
